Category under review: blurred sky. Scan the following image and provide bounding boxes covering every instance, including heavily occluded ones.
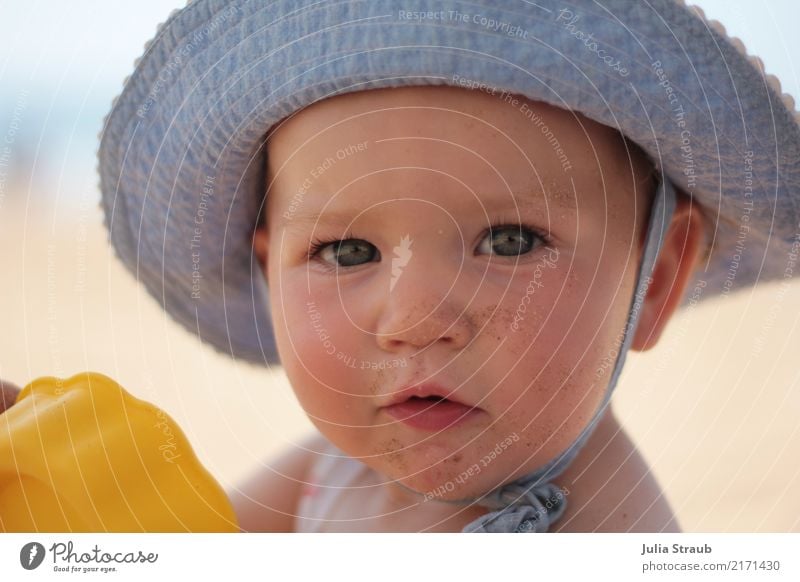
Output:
[0,0,798,211]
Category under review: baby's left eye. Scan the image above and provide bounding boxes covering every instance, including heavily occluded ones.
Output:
[478,224,545,257]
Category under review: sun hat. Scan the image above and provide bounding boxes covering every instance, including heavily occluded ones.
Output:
[97,0,800,532]
[98,0,800,367]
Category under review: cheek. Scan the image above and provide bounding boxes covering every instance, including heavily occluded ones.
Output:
[268,272,374,426]
[480,254,633,459]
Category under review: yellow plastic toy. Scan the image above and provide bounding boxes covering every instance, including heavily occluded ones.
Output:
[0,372,239,532]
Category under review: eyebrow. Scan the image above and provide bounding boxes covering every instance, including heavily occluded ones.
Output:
[282,208,363,230]
[281,188,576,229]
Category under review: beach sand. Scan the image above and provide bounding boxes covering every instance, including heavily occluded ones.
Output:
[1,196,798,532]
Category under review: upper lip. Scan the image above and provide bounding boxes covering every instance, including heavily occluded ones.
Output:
[381,382,475,409]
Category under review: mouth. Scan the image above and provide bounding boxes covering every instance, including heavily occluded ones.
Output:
[380,384,484,431]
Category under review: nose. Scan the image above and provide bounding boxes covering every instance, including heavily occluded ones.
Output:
[374,248,476,354]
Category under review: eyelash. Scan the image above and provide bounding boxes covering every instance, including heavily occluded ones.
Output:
[307,228,357,259]
[306,217,552,270]
[491,213,552,246]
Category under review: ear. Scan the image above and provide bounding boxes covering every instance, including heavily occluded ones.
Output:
[253,225,269,283]
[631,193,706,352]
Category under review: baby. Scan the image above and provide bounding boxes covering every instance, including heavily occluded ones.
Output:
[87,0,799,534]
[230,84,706,532]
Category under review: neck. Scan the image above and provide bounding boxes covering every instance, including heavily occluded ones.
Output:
[381,476,497,531]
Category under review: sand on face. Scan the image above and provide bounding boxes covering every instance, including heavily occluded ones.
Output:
[1,196,798,532]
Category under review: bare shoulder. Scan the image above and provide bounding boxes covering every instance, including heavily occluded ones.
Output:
[553,408,682,533]
[228,431,330,532]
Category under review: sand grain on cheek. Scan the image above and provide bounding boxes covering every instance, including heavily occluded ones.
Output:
[470,303,524,344]
[476,304,505,344]
[368,366,394,396]
[507,306,548,359]
[374,437,409,473]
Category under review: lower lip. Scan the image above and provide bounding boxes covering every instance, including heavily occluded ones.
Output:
[382,399,483,431]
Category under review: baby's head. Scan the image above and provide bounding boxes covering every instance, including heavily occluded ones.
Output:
[253,85,706,500]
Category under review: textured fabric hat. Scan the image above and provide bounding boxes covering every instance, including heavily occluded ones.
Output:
[98,0,800,367]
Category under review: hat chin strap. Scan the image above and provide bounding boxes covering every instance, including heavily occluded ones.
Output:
[394,170,678,532]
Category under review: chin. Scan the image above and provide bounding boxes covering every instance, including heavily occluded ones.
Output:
[377,450,497,501]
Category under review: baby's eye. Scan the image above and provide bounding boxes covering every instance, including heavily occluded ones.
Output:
[478,223,545,257]
[306,223,549,271]
[308,235,380,270]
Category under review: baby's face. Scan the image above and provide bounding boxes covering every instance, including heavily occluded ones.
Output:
[258,85,653,500]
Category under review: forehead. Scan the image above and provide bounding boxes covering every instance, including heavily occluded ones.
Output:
[264,85,648,225]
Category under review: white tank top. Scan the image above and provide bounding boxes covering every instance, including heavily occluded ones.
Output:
[294,439,373,533]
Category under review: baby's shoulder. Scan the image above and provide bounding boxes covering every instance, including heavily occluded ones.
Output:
[228,431,330,532]
[553,414,682,532]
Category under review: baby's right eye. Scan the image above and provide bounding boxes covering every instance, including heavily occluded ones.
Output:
[307,235,381,271]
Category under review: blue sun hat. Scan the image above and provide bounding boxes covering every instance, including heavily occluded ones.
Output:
[97,0,800,532]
